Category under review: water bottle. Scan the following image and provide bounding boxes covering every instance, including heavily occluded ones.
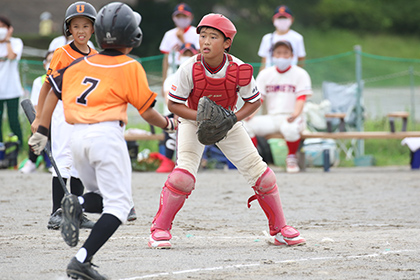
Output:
[0,143,5,168]
[137,149,150,162]
[323,149,330,172]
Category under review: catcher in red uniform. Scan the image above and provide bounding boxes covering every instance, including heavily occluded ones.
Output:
[148,13,306,249]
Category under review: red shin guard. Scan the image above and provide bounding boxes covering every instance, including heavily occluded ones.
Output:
[151,169,195,234]
[247,168,286,235]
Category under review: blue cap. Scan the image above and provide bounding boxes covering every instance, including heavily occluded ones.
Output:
[179,43,198,55]
[173,3,193,16]
[273,5,293,19]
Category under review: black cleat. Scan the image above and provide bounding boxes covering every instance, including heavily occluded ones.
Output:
[61,195,82,247]
[66,257,108,280]
[47,208,62,230]
[127,206,137,221]
[80,214,95,229]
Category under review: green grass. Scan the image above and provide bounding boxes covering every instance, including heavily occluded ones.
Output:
[335,118,420,167]
[7,116,417,170]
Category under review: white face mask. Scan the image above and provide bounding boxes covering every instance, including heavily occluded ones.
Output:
[273,18,292,32]
[173,17,192,29]
[0,27,8,41]
[272,57,292,71]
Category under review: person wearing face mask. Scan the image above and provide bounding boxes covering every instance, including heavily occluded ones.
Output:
[0,16,23,147]
[20,51,55,174]
[244,41,312,173]
[159,3,199,82]
[257,5,306,71]
[155,43,199,173]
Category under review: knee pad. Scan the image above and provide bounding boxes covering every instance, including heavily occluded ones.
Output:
[280,120,301,142]
[253,167,277,194]
[166,168,196,196]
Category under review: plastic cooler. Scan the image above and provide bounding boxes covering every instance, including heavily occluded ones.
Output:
[267,139,288,167]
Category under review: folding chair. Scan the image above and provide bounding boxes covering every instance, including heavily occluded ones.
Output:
[321,81,364,160]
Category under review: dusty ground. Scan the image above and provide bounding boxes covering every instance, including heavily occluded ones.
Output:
[1,166,419,280]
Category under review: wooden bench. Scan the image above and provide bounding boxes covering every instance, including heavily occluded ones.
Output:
[124,133,164,142]
[265,130,420,171]
[387,111,409,132]
[266,131,420,140]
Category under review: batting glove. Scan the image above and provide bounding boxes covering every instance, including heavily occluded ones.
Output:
[163,116,178,134]
[28,125,49,155]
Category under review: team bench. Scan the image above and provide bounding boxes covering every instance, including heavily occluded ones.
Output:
[266,131,420,140]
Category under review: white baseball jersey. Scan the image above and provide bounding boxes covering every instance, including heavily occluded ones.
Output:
[30,75,46,106]
[168,54,260,107]
[0,38,23,99]
[258,30,305,67]
[159,26,200,66]
[256,65,312,115]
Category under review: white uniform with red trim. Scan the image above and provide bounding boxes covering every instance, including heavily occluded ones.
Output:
[159,26,200,68]
[168,53,266,184]
[243,65,312,142]
[258,30,305,67]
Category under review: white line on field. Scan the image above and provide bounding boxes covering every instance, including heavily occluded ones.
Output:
[118,249,415,280]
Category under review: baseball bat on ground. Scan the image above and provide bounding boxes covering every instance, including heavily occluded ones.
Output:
[20,99,69,195]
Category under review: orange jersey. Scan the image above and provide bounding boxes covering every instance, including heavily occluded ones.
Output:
[46,42,97,84]
[48,50,157,124]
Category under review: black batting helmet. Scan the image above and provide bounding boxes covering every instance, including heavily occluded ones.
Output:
[64,1,97,36]
[94,2,142,49]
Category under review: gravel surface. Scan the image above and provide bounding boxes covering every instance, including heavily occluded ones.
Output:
[1,166,419,280]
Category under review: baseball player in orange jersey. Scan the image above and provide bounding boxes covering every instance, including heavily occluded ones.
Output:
[148,13,305,249]
[28,3,177,279]
[31,1,97,230]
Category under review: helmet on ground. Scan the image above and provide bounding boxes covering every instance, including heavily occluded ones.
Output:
[64,1,97,36]
[95,2,142,49]
[197,13,237,41]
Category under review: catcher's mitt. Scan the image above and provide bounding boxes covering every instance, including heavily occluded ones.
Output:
[196,96,237,145]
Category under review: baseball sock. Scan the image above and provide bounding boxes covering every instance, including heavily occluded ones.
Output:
[80,213,121,262]
[70,177,84,196]
[82,192,103,213]
[52,176,67,214]
[286,139,301,155]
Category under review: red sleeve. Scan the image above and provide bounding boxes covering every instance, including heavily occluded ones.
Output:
[297,95,306,101]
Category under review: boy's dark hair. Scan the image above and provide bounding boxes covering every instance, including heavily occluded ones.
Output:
[43,51,54,62]
[198,26,228,41]
[272,40,293,53]
[0,16,11,28]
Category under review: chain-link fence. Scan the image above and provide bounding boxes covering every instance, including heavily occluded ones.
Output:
[18,48,420,125]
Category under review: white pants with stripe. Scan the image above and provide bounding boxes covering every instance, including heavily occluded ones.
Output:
[51,101,79,179]
[70,121,132,223]
[243,114,305,142]
[176,118,267,186]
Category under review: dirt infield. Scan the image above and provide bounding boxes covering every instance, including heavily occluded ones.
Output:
[1,166,419,280]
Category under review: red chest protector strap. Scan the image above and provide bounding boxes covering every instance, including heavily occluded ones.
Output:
[188,54,253,110]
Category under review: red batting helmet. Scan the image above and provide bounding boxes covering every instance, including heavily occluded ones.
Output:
[197,13,237,41]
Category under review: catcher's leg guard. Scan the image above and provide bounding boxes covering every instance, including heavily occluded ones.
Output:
[151,168,195,238]
[247,167,286,235]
